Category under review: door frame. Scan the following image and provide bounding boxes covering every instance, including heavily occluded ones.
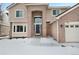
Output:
[34,23,42,35]
[34,16,42,36]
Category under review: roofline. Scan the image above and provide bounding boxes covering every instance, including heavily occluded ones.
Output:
[25,3,48,6]
[7,3,48,10]
[50,3,79,24]
[56,3,79,19]
[7,3,72,10]
[7,3,16,10]
[49,6,71,8]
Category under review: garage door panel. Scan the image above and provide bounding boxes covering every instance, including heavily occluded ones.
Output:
[65,22,79,42]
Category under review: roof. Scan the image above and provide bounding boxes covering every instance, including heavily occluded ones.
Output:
[7,3,71,10]
[56,3,79,19]
[7,3,16,10]
[7,3,48,10]
[50,3,79,24]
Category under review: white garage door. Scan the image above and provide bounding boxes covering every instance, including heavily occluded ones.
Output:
[65,22,79,42]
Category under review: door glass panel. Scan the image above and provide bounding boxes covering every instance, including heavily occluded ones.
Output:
[36,25,40,33]
[35,17,42,23]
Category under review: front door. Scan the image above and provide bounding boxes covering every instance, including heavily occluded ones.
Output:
[34,17,42,35]
[35,24,41,35]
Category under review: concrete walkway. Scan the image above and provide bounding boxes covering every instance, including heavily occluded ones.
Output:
[27,37,59,46]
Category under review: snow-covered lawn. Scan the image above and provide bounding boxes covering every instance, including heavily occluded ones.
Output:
[0,37,79,55]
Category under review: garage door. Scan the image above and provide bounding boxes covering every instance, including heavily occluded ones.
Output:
[65,22,79,42]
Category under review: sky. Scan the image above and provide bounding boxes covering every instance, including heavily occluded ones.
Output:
[1,3,76,10]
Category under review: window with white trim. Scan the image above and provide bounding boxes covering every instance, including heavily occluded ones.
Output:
[13,25,26,32]
[53,10,60,15]
[16,10,24,17]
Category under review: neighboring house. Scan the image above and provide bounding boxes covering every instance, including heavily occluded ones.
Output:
[0,10,10,36]
[0,10,2,36]
[7,3,69,39]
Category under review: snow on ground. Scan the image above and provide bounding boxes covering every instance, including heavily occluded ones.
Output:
[0,37,79,55]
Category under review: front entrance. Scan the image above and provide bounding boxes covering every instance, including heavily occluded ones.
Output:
[34,17,42,35]
[35,24,42,35]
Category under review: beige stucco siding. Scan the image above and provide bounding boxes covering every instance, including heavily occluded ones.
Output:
[51,21,57,40]
[58,7,79,43]
[9,4,28,22]
[0,25,10,36]
[46,9,53,21]
[27,5,48,37]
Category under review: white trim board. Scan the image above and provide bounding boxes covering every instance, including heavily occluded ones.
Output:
[57,20,59,42]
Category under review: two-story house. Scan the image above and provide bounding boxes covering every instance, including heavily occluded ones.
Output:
[7,3,79,43]
[7,3,68,38]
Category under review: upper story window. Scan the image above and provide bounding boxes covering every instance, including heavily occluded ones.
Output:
[16,9,24,18]
[53,10,60,15]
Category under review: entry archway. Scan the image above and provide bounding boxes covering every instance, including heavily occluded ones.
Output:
[32,11,42,36]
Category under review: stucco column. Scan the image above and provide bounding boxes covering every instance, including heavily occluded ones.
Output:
[27,9,32,37]
[9,22,12,38]
[42,10,47,37]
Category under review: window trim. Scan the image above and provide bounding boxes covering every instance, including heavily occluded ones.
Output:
[24,25,26,32]
[52,9,61,16]
[13,24,27,33]
[15,9,24,18]
[53,10,57,15]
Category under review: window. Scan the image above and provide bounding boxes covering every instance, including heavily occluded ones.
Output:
[17,26,23,32]
[70,25,74,28]
[34,17,42,23]
[75,25,79,28]
[14,26,15,32]
[53,10,56,15]
[24,26,26,32]
[53,10,60,15]
[65,25,69,28]
[13,25,27,32]
[16,10,24,17]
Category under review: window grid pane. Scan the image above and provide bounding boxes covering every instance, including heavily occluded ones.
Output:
[16,11,23,17]
[14,26,15,32]
[53,10,56,15]
[24,26,26,32]
[17,26,23,32]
